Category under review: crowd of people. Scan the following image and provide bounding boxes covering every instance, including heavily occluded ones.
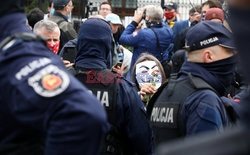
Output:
[0,0,249,154]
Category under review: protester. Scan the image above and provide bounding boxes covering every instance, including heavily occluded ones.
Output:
[131,54,167,106]
[106,13,123,67]
[27,8,44,30]
[44,0,55,19]
[148,21,237,146]
[0,1,109,154]
[205,7,224,23]
[163,2,180,28]
[202,0,222,20]
[173,5,202,52]
[49,0,77,53]
[119,5,173,80]
[74,17,153,154]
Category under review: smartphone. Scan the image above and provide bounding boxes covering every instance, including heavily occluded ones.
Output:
[62,46,77,63]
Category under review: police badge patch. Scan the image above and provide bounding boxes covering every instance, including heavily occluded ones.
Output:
[28,65,70,97]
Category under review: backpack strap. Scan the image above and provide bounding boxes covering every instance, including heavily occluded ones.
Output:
[150,28,164,61]
[57,19,66,27]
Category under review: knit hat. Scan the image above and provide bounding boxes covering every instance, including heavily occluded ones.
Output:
[53,0,70,10]
[0,0,24,18]
[205,8,224,22]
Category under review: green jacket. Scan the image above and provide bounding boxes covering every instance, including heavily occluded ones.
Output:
[49,12,77,40]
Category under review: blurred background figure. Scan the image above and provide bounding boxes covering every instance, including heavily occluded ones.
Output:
[44,0,54,19]
[201,0,222,20]
[99,1,112,18]
[27,8,44,30]
[173,5,202,52]
[205,7,225,23]
[163,1,180,28]
[49,0,77,53]
[106,13,123,67]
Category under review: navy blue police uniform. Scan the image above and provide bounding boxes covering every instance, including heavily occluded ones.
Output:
[148,21,237,146]
[75,18,153,154]
[0,11,109,155]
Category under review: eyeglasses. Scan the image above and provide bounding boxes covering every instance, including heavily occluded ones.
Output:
[100,8,111,11]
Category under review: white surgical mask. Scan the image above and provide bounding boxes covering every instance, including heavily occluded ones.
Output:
[135,61,162,89]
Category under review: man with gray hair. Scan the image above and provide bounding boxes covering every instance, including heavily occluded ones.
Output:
[34,20,74,68]
[34,20,61,54]
[119,5,173,79]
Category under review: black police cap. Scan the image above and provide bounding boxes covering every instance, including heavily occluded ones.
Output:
[185,21,235,52]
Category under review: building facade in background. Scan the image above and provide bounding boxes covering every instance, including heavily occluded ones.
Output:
[80,0,209,26]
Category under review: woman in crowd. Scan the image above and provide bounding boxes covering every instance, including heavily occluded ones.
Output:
[131,53,167,106]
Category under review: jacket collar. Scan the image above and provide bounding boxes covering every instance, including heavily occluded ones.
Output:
[53,11,68,22]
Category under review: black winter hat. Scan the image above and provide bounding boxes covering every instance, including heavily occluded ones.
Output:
[0,0,24,18]
[54,0,71,10]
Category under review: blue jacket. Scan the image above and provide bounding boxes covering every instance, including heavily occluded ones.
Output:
[119,21,173,79]
[0,13,109,155]
[76,18,153,154]
[172,19,189,41]
[179,62,230,136]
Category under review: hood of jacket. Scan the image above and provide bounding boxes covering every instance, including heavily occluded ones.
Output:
[76,18,112,69]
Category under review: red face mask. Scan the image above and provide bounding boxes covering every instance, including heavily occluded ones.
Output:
[47,42,60,54]
[164,12,175,19]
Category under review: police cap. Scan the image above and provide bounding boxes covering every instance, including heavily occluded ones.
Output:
[185,21,235,52]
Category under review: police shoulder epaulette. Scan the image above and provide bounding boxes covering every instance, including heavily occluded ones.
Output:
[0,32,47,52]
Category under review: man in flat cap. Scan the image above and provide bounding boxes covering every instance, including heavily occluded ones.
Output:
[148,21,237,146]
[49,0,77,53]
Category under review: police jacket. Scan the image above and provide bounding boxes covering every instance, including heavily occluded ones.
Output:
[75,19,153,154]
[149,61,231,145]
[119,21,173,78]
[0,13,109,155]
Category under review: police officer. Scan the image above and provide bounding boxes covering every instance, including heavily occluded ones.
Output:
[74,17,153,154]
[0,1,109,154]
[148,21,237,146]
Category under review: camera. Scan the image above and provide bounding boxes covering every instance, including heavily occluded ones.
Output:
[142,10,146,20]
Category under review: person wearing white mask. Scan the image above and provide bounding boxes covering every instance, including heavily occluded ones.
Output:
[131,54,167,105]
